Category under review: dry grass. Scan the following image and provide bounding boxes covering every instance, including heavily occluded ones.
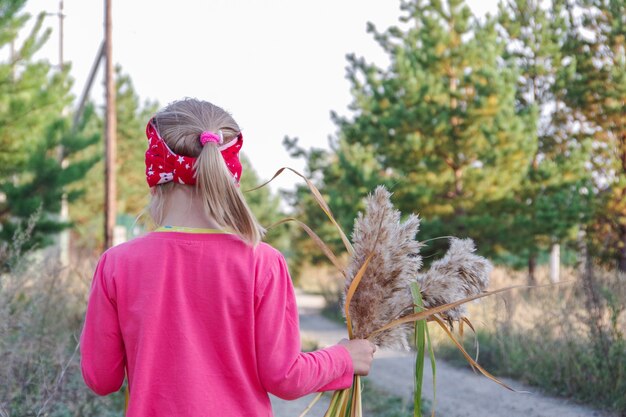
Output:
[444,265,626,341]
[434,264,626,413]
[0,242,125,417]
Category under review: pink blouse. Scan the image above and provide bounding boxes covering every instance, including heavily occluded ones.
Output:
[80,231,353,416]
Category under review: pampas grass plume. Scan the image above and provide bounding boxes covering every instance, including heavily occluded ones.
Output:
[418,238,493,322]
[343,186,422,349]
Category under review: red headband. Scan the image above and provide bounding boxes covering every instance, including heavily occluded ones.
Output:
[144,119,243,187]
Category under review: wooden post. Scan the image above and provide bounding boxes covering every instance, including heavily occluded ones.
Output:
[549,243,560,283]
[104,0,117,249]
[58,0,70,267]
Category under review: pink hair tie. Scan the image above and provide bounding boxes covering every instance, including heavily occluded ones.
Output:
[199,130,223,146]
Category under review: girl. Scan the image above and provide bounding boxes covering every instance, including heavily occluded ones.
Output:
[80,99,375,416]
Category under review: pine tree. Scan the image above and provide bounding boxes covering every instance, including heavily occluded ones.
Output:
[239,156,289,253]
[0,0,99,261]
[0,0,70,175]
[69,67,158,250]
[561,0,626,270]
[496,0,593,281]
[282,136,372,269]
[115,67,158,217]
[288,0,536,268]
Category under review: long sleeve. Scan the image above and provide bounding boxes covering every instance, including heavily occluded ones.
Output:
[254,252,353,400]
[80,253,126,396]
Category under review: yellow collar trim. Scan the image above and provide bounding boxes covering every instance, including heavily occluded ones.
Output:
[156,226,230,234]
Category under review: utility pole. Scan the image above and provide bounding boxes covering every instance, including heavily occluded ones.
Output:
[50,0,70,267]
[46,1,64,70]
[104,0,117,249]
[58,1,64,67]
[73,42,104,131]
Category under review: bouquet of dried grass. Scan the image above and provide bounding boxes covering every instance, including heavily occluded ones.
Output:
[252,171,524,417]
[325,186,510,417]
[316,186,510,417]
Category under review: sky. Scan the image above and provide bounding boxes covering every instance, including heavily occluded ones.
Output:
[22,0,499,194]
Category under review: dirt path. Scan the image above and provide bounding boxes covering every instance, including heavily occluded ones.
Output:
[270,291,617,417]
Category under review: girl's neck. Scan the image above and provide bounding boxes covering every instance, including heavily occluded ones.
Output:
[159,186,222,229]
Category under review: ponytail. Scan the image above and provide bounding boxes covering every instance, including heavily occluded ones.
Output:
[195,143,265,246]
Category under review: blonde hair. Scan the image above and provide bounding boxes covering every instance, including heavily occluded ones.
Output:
[149,98,265,246]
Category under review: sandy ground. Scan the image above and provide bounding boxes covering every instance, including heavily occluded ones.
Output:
[270,291,618,417]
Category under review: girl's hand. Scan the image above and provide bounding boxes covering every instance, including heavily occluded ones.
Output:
[338,338,376,376]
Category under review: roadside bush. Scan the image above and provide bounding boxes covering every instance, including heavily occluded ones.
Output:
[0,219,124,417]
[437,264,626,414]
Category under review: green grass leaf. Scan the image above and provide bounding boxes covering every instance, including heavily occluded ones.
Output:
[411,282,426,417]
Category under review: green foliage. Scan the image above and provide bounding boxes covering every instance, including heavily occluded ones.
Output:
[70,66,157,250]
[0,1,99,260]
[560,0,626,270]
[411,282,428,417]
[0,112,99,253]
[334,0,533,218]
[489,0,595,275]
[240,156,291,254]
[283,137,361,267]
[115,67,158,217]
[286,0,541,271]
[440,326,626,412]
[0,4,71,173]
[286,0,626,274]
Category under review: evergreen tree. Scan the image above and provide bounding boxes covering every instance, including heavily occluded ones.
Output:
[0,0,69,175]
[240,157,290,254]
[561,0,626,270]
[115,67,159,217]
[287,0,536,269]
[70,67,157,250]
[282,136,364,269]
[0,0,99,260]
[495,0,593,280]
